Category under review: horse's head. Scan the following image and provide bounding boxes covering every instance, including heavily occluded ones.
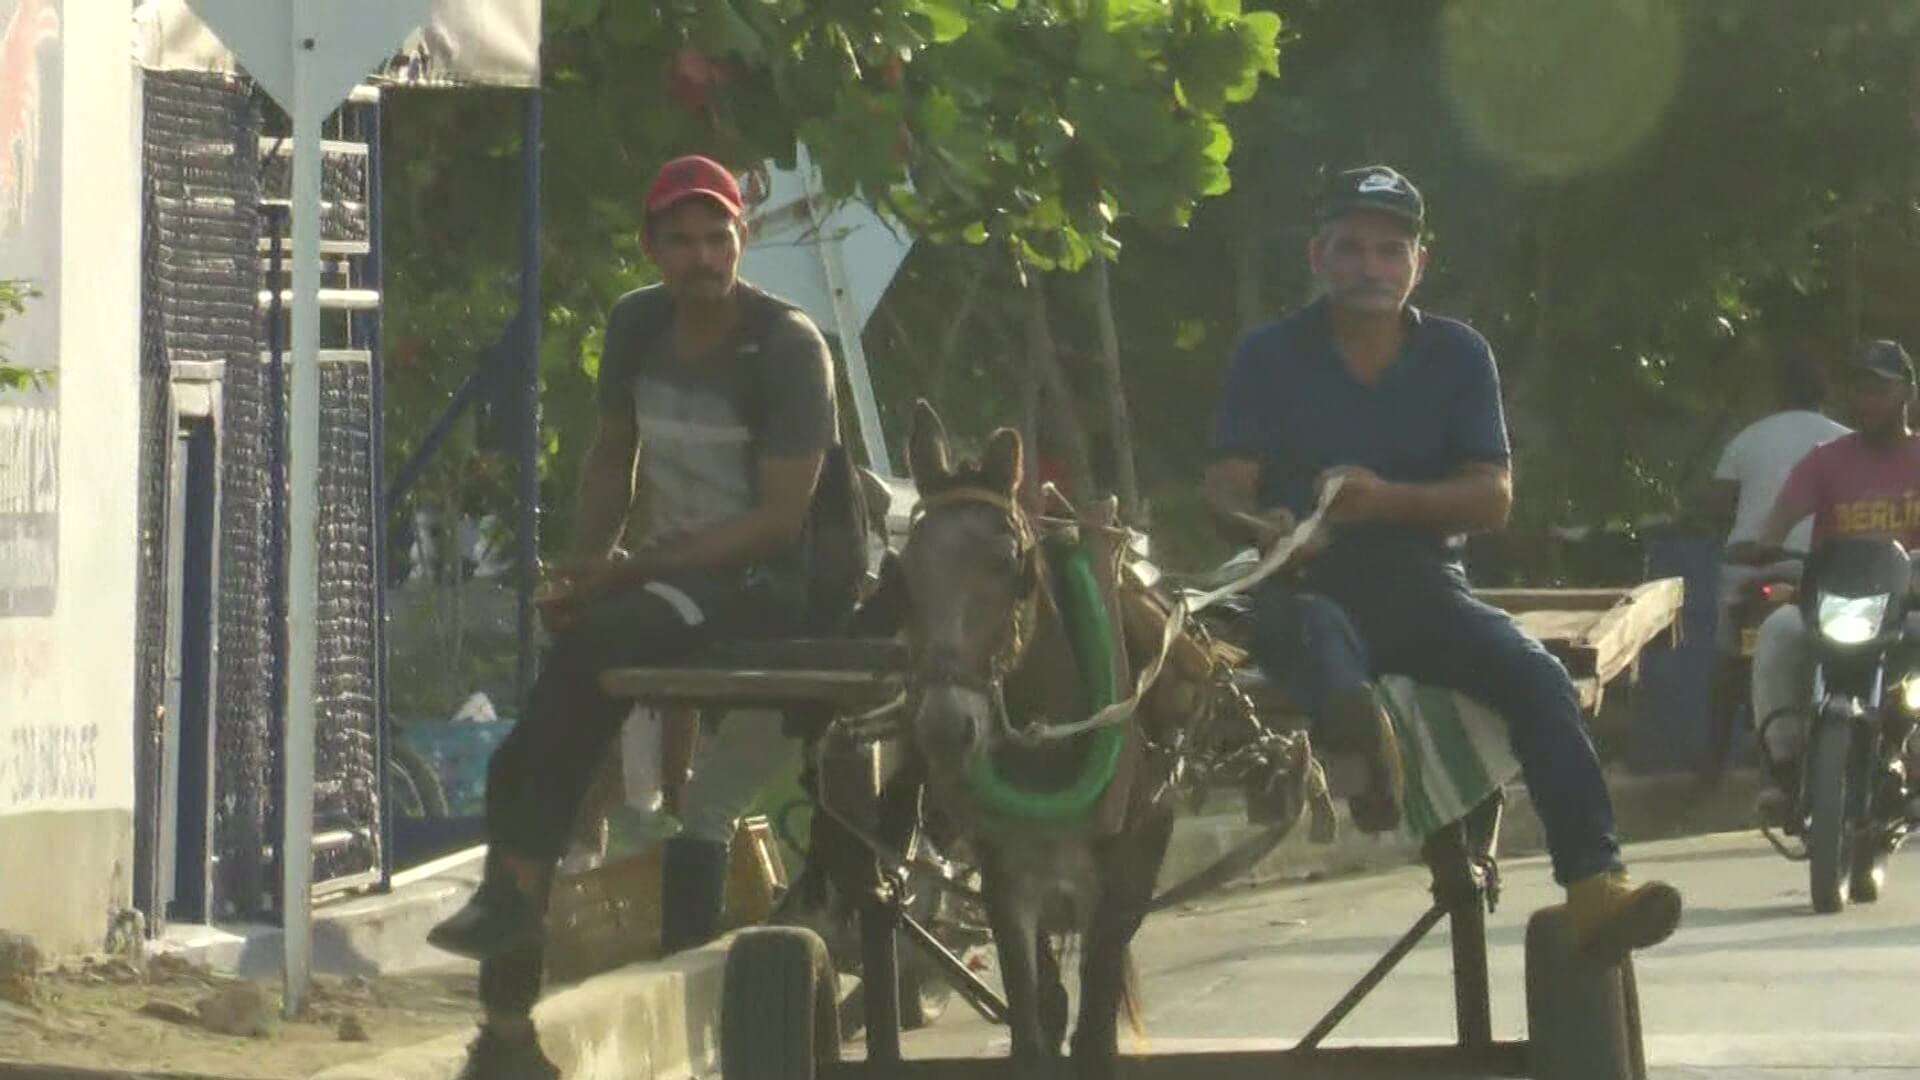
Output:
[900,401,1040,784]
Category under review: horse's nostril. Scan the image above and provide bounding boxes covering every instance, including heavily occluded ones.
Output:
[914,687,986,763]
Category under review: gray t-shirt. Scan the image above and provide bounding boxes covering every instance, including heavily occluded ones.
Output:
[596,283,837,591]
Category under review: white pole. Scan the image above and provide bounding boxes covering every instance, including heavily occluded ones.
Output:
[807,196,893,476]
[282,4,322,1020]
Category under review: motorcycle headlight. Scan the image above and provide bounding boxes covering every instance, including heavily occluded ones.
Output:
[1817,593,1891,645]
[1902,675,1920,713]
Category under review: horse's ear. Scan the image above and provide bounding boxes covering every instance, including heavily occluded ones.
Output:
[981,427,1024,496]
[907,399,952,484]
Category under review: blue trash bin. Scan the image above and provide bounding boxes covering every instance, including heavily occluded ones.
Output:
[1631,530,1722,775]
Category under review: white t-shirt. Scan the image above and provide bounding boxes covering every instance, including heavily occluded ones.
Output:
[1715,409,1851,549]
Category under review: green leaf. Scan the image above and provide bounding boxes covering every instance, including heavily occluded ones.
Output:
[917,0,974,44]
[548,0,605,31]
[1202,119,1233,163]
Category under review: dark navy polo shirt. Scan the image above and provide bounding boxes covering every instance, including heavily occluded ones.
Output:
[1210,299,1510,575]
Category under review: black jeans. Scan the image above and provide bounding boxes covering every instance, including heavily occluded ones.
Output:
[479,575,789,1015]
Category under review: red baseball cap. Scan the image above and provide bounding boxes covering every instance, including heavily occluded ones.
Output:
[644,155,745,218]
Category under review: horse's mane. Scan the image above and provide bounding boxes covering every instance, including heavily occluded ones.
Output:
[912,462,1016,501]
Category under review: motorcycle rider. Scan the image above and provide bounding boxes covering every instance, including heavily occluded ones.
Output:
[1729,340,1920,821]
[1703,355,1848,782]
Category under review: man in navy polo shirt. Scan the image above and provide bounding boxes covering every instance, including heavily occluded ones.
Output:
[1204,165,1682,958]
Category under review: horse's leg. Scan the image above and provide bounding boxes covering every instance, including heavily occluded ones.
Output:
[980,848,1053,1076]
[1037,931,1069,1054]
[1072,808,1175,1080]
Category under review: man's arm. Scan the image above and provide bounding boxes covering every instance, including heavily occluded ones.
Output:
[1728,453,1821,564]
[1204,331,1295,546]
[567,404,641,562]
[1323,462,1513,534]
[1204,458,1291,546]
[1701,478,1740,537]
[1323,328,1513,534]
[1698,431,1746,537]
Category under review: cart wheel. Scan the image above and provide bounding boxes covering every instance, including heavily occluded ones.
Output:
[721,928,843,1080]
[1525,906,1644,1080]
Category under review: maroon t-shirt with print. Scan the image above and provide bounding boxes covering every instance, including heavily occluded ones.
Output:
[1773,432,1920,550]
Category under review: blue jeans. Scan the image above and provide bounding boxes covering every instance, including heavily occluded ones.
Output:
[1249,562,1622,884]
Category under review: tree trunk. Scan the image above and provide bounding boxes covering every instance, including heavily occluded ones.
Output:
[1234,189,1265,334]
[1024,279,1096,504]
[1087,254,1142,524]
[931,263,985,413]
[1843,211,1863,354]
[980,303,1043,505]
[1507,201,1561,494]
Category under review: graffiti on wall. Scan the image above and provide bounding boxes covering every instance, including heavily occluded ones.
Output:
[0,0,62,618]
[1,722,98,805]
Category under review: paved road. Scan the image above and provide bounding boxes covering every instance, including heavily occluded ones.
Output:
[883,830,1920,1077]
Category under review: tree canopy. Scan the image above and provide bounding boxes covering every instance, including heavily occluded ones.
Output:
[382,0,1920,580]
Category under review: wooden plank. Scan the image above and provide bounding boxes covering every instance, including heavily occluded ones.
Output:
[1476,587,1644,614]
[599,667,903,708]
[1496,579,1685,682]
[673,637,909,672]
[818,1041,1531,1079]
[1576,576,1686,688]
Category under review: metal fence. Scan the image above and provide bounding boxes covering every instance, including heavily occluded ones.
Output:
[137,71,385,921]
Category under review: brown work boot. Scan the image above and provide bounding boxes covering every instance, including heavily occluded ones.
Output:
[1565,870,1682,960]
[1325,684,1405,834]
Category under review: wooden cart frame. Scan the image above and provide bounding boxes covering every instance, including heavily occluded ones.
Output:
[601,579,1684,1080]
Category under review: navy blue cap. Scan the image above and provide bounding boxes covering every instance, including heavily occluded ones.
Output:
[1856,339,1915,384]
[1317,166,1424,232]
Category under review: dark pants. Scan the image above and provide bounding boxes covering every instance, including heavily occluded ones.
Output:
[1249,562,1622,885]
[479,576,787,1015]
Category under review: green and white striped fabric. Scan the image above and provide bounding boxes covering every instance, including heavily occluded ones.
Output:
[1375,677,1521,839]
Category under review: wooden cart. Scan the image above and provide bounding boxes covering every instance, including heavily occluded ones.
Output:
[602,578,1687,1080]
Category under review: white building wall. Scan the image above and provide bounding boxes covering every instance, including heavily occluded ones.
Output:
[0,0,142,956]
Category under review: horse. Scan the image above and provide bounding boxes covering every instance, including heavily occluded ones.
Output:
[899,401,1176,1079]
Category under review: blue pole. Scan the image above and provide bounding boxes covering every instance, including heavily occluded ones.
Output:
[383,351,498,522]
[515,90,543,717]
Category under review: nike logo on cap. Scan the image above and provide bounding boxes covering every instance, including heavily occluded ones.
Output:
[1357,171,1406,194]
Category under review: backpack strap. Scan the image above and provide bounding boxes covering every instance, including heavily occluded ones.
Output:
[616,282,798,439]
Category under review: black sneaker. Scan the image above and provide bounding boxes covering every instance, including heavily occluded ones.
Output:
[453,1026,560,1080]
[428,881,544,961]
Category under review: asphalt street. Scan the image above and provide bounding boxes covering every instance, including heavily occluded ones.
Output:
[880,830,1920,1078]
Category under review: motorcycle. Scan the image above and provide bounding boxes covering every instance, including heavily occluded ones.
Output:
[1704,563,1801,780]
[1757,536,1920,913]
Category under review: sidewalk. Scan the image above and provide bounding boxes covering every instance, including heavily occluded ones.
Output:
[312,941,730,1080]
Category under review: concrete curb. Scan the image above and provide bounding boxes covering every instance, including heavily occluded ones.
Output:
[309,767,1764,1079]
[310,937,730,1080]
[155,850,487,979]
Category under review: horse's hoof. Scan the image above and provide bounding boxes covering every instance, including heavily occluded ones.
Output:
[1011,1058,1069,1080]
[1070,1053,1120,1080]
[1069,1040,1120,1080]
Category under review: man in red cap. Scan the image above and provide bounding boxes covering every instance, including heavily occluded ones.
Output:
[427,155,844,1079]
